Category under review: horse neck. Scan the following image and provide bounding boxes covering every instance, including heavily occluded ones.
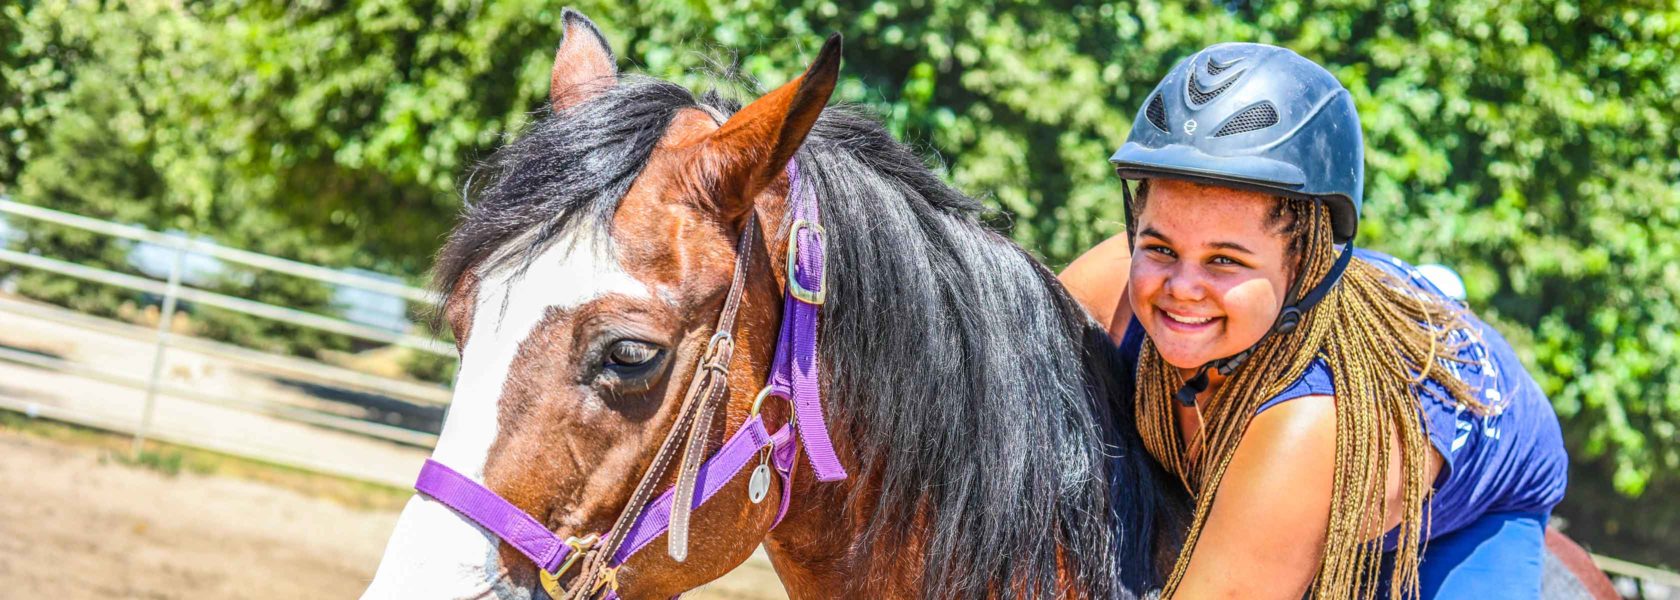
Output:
[761,441,976,599]
[745,231,1110,599]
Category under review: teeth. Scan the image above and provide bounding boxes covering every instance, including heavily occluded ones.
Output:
[1165,312,1214,325]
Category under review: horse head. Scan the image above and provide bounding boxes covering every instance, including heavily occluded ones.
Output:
[364,10,844,599]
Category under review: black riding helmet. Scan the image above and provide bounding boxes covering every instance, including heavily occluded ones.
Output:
[1113,42,1363,242]
[1112,42,1364,405]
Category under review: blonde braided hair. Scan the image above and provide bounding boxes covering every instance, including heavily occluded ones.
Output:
[1132,188,1488,599]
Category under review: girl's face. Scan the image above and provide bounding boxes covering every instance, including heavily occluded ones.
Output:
[1129,179,1295,371]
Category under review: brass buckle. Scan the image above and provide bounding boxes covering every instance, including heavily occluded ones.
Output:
[538,533,601,598]
[590,566,620,595]
[786,219,827,305]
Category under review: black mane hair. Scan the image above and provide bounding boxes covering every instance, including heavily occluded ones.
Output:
[434,78,695,300]
[436,76,1183,599]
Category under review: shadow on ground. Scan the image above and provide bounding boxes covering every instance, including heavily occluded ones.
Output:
[265,375,446,435]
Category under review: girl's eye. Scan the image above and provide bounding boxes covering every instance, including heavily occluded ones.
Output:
[1145,245,1176,258]
[1211,256,1240,266]
[606,340,661,368]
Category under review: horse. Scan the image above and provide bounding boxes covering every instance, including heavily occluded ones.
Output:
[362,9,1182,600]
[360,10,1619,599]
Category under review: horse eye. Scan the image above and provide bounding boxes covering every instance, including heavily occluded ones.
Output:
[606,340,661,368]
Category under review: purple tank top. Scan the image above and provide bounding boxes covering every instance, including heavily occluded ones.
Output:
[1117,249,1568,543]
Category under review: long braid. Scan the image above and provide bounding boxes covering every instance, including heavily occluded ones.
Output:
[1134,198,1482,599]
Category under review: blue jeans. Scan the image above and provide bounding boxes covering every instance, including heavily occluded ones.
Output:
[1382,511,1548,598]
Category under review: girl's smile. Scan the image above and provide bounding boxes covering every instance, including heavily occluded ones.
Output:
[1156,307,1222,331]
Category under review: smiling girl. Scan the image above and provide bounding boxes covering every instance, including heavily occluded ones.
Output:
[1061,43,1567,598]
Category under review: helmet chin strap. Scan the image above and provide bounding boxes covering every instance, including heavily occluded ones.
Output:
[1121,178,1139,250]
[1169,226,1356,407]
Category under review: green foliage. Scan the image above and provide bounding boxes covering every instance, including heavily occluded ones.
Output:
[3,0,1678,562]
[0,0,362,359]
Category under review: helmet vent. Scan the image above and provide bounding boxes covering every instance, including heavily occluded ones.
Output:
[1186,67,1236,106]
[1206,57,1234,76]
[1213,102,1279,137]
[1146,93,1169,132]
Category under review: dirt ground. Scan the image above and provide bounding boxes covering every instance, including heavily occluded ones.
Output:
[0,427,786,599]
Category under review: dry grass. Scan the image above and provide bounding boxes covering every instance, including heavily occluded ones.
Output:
[0,409,411,511]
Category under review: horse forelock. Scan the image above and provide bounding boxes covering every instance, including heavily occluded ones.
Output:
[434,76,698,323]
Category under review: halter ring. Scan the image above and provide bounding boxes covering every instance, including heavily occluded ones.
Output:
[749,386,782,417]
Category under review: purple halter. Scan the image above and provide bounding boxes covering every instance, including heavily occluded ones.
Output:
[413,160,844,598]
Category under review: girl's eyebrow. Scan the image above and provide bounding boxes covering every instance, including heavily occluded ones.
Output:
[1140,227,1255,255]
[1209,241,1255,255]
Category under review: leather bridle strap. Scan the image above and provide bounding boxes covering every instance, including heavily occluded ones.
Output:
[647,215,757,563]
[562,216,760,597]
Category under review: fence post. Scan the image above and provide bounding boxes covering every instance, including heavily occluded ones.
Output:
[133,244,187,457]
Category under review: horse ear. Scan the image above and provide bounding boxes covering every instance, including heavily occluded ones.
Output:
[705,34,842,215]
[549,9,617,112]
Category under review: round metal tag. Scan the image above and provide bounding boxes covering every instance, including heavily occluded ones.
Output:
[748,464,772,504]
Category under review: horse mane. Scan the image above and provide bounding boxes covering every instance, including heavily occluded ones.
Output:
[435,76,1179,599]
[789,102,1176,599]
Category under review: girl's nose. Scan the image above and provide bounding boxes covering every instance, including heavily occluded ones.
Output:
[1163,264,1208,303]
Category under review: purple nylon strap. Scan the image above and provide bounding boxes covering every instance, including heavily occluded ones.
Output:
[766,160,848,482]
[771,422,800,525]
[415,460,570,573]
[416,416,791,577]
[610,416,790,564]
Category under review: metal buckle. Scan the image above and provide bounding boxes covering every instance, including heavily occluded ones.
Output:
[786,219,827,305]
[538,533,601,598]
[696,331,735,381]
[702,331,734,363]
[590,566,620,595]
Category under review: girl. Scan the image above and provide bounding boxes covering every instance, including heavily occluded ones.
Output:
[1061,43,1568,598]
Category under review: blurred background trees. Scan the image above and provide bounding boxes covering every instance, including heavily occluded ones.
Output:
[2,0,1676,566]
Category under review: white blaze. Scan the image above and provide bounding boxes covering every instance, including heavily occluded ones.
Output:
[363,227,649,599]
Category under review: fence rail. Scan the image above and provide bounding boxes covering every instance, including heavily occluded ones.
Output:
[0,296,451,406]
[0,198,435,304]
[0,196,450,468]
[1597,554,1680,596]
[0,247,453,356]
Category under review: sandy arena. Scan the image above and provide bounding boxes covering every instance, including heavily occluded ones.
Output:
[0,427,786,599]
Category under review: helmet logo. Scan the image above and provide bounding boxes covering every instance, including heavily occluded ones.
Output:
[1183,119,1198,135]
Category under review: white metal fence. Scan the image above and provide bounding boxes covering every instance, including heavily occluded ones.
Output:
[0,196,450,482]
